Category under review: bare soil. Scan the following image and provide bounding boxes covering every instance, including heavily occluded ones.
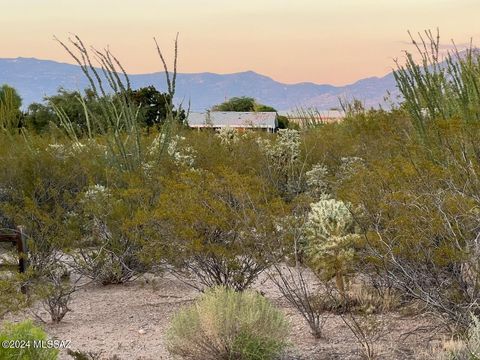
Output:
[6,274,443,360]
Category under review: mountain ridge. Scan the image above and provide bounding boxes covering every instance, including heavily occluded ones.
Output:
[0,57,399,111]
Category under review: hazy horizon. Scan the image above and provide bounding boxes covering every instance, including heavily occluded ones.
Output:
[1,55,394,86]
[1,0,480,86]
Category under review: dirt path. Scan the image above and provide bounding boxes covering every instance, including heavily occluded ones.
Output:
[6,274,440,359]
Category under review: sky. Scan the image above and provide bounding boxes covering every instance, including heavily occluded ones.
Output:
[1,0,479,86]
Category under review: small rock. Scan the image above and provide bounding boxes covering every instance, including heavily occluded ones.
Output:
[138,329,146,335]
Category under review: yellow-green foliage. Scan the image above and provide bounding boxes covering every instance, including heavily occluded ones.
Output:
[149,167,285,291]
[0,320,58,360]
[0,275,30,319]
[166,287,290,360]
[337,113,480,326]
[2,76,480,329]
[0,85,22,132]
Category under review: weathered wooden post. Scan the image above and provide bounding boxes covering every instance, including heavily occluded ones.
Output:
[16,226,27,274]
[0,226,29,293]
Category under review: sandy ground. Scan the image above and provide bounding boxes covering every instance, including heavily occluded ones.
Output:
[5,273,442,360]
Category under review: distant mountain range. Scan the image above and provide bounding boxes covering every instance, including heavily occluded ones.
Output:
[0,57,400,111]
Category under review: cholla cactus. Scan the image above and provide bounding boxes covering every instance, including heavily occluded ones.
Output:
[339,156,365,178]
[304,198,359,295]
[216,126,239,146]
[258,129,303,199]
[263,129,301,162]
[82,184,110,203]
[276,128,301,157]
[306,164,330,196]
[167,136,196,167]
[147,134,195,168]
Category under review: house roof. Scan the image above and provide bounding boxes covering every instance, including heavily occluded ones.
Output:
[278,110,344,119]
[187,112,277,129]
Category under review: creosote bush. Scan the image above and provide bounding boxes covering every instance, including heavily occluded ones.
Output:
[166,287,290,360]
[33,263,77,323]
[149,167,284,291]
[69,183,148,285]
[0,274,30,320]
[269,264,328,339]
[0,320,59,360]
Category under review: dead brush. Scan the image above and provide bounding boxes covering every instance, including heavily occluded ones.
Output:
[269,264,329,338]
[347,283,401,314]
[31,259,80,323]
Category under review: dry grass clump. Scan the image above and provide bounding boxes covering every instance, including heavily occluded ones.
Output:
[166,286,290,360]
[346,283,400,314]
[428,316,480,360]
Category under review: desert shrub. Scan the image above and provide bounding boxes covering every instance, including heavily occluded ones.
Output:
[0,275,30,320]
[348,31,480,328]
[347,32,480,328]
[258,128,307,201]
[32,262,77,323]
[149,168,284,291]
[69,183,149,285]
[166,287,290,360]
[268,209,330,339]
[0,320,59,360]
[0,136,97,318]
[431,316,480,359]
[0,134,110,274]
[342,121,480,327]
[339,311,384,360]
[269,265,328,338]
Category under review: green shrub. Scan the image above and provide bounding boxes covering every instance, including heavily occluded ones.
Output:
[153,169,284,291]
[166,287,290,360]
[0,320,58,360]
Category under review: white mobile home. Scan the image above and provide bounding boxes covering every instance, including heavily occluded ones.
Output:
[187,112,278,132]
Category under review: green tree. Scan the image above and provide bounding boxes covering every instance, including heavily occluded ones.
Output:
[25,88,102,133]
[0,84,23,130]
[212,96,290,128]
[24,102,55,132]
[276,115,290,129]
[212,96,276,112]
[127,85,185,127]
[213,96,258,111]
[0,84,22,109]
